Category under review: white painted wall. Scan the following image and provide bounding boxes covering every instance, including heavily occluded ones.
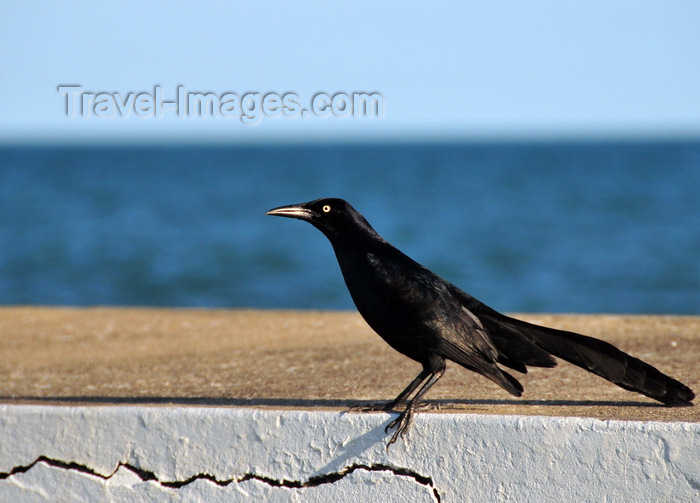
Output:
[1,406,698,502]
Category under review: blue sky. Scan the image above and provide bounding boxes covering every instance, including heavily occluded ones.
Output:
[1,1,699,143]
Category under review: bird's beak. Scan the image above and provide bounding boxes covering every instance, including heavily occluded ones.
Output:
[265,204,315,221]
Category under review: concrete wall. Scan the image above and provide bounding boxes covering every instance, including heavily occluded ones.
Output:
[2,405,698,502]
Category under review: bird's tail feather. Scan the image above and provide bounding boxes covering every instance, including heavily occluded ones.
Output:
[494,315,694,406]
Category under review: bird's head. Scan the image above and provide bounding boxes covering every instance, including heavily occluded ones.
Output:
[266,198,379,241]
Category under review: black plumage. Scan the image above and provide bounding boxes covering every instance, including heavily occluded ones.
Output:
[266,198,694,445]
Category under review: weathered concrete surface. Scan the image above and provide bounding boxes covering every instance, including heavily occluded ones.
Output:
[0,308,698,501]
[0,406,698,502]
[1,307,697,421]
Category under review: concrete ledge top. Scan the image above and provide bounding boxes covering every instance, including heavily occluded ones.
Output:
[1,307,697,422]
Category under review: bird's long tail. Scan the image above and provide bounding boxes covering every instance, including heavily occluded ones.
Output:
[489,314,694,406]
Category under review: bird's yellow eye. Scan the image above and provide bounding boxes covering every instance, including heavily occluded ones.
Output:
[322,205,331,213]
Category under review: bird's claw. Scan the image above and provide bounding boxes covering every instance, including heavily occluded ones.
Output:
[348,401,401,413]
[385,407,415,448]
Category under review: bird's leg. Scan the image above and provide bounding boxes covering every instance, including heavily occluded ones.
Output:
[349,369,430,412]
[386,361,445,447]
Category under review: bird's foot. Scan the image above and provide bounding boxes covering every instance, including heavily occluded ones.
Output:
[385,406,415,448]
[348,400,403,413]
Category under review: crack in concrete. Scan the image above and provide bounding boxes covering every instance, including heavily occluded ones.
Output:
[0,456,442,502]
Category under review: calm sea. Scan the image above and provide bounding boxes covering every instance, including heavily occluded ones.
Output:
[1,141,698,314]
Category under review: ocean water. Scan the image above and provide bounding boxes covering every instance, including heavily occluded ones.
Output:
[0,141,698,314]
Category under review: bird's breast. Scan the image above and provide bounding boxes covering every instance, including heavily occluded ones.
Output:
[335,249,443,349]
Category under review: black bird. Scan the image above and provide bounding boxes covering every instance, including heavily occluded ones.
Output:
[266,198,694,445]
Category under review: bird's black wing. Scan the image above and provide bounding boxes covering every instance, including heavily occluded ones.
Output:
[367,250,525,396]
[430,290,525,396]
